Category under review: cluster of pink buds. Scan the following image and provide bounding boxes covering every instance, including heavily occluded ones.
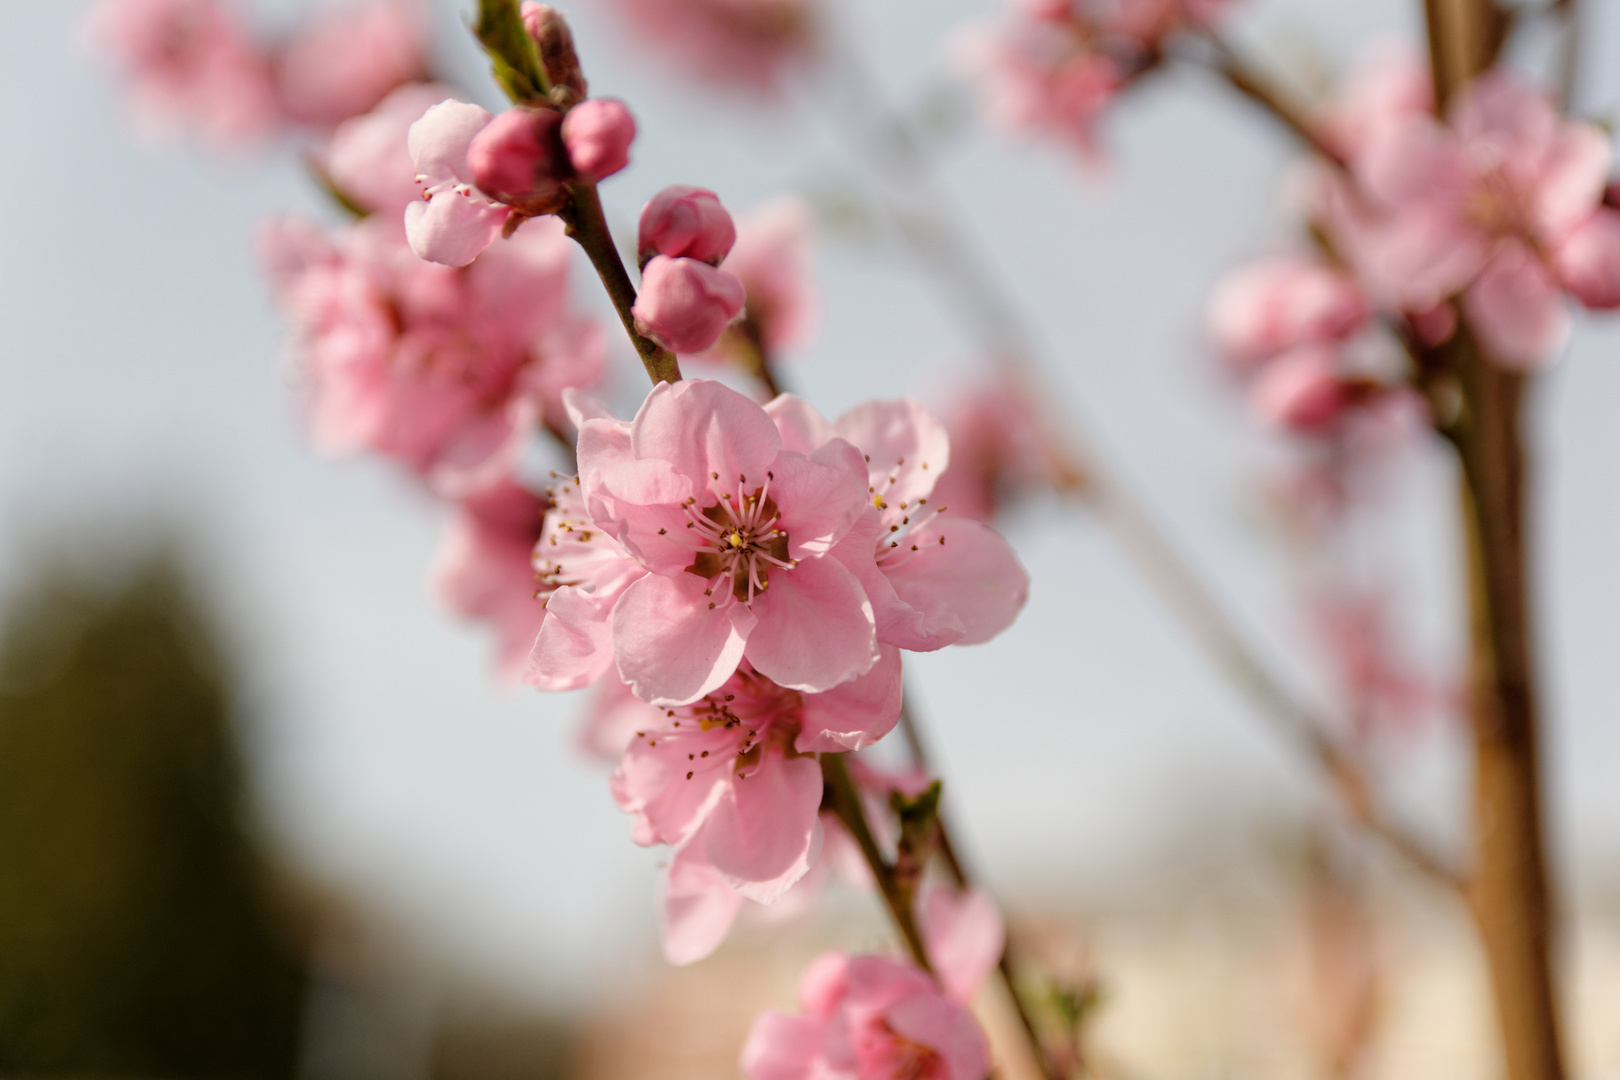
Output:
[632,186,748,353]
[956,0,1232,159]
[85,0,429,145]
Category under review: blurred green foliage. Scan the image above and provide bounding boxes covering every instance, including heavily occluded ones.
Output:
[0,556,306,1077]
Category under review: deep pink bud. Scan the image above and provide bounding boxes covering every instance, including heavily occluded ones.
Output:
[466,107,570,216]
[633,255,746,353]
[1555,208,1620,310]
[562,98,636,181]
[638,185,736,268]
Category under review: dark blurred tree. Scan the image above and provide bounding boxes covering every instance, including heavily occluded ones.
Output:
[0,554,307,1077]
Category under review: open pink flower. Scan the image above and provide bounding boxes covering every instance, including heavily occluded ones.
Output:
[766,396,1032,652]
[610,654,901,961]
[274,0,428,128]
[434,482,550,681]
[599,0,816,93]
[84,0,282,144]
[741,953,991,1080]
[1340,71,1611,367]
[531,380,877,704]
[405,100,514,266]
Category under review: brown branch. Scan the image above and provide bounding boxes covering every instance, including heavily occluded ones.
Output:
[1198,37,1346,168]
[558,183,683,386]
[820,751,932,970]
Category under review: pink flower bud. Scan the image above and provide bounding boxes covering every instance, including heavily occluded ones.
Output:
[632,255,746,353]
[1555,208,1620,310]
[521,1,587,101]
[466,107,569,216]
[562,98,635,181]
[638,185,736,268]
[1249,347,1349,434]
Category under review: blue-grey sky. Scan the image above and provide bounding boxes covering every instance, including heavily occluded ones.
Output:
[3,0,1619,1002]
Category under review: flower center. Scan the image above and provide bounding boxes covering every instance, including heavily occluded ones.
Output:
[683,476,795,604]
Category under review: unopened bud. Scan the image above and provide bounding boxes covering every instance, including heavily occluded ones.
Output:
[1248,346,1348,433]
[562,98,636,181]
[467,106,571,216]
[633,255,747,354]
[1555,208,1620,310]
[638,185,737,268]
[521,2,587,106]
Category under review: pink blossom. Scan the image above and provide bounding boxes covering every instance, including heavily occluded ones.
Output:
[562,99,637,181]
[530,380,878,704]
[259,214,601,489]
[599,0,815,93]
[405,100,513,267]
[527,384,1029,704]
[633,256,748,354]
[609,655,901,961]
[466,107,572,216]
[639,186,738,267]
[740,953,992,1080]
[928,374,1070,523]
[1248,346,1352,434]
[766,396,1032,651]
[919,885,1005,1005]
[84,0,282,144]
[325,82,458,216]
[1553,207,1620,309]
[274,0,428,128]
[1205,256,1368,370]
[1342,71,1611,366]
[434,482,550,680]
[715,197,819,355]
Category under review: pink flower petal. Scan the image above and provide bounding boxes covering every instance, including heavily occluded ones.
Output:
[920,885,1006,1005]
[742,555,878,693]
[739,1012,825,1080]
[611,572,756,706]
[796,645,903,753]
[765,441,869,560]
[835,399,951,511]
[765,393,837,454]
[884,994,991,1080]
[526,578,630,691]
[881,516,1029,647]
[1464,243,1570,369]
[403,190,509,267]
[702,755,824,902]
[406,99,492,186]
[660,842,746,965]
[1536,123,1613,240]
[631,380,783,497]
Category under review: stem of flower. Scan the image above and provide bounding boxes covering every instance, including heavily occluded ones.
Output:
[895,699,1062,1080]
[819,751,932,971]
[559,183,683,385]
[1194,36,1346,167]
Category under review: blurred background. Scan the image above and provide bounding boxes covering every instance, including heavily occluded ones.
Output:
[3,0,1620,1076]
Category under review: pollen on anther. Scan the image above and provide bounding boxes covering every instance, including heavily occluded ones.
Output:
[686,771,693,779]
[708,602,716,609]
[911,545,919,551]
[767,471,774,480]
[659,528,667,534]
[939,536,945,544]
[700,751,709,758]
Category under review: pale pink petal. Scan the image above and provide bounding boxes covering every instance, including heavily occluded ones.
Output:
[765,394,837,454]
[765,442,869,559]
[1464,244,1570,369]
[743,556,878,693]
[798,951,854,1017]
[577,677,654,762]
[740,1012,825,1080]
[835,399,950,511]
[611,572,756,705]
[1555,208,1620,309]
[403,192,509,267]
[631,380,783,496]
[880,516,1029,647]
[702,755,824,901]
[407,99,491,185]
[526,579,629,690]
[884,995,991,1080]
[611,726,731,848]
[1248,345,1348,433]
[1355,116,1470,212]
[1536,124,1613,240]
[661,843,746,965]
[920,885,1006,1005]
[796,645,903,753]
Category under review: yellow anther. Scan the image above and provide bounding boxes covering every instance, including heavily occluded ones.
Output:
[727,531,746,548]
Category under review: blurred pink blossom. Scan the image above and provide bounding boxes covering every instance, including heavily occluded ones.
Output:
[1316,43,1432,161]
[600,0,816,93]
[1205,256,1368,370]
[919,884,1005,1005]
[325,82,458,216]
[85,0,282,144]
[1248,345,1353,434]
[740,953,991,1080]
[435,482,551,681]
[274,0,428,128]
[717,196,819,355]
[929,374,1071,522]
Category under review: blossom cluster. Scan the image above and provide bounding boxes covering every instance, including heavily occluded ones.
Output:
[86,0,428,144]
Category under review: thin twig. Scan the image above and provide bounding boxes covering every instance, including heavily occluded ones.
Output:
[820,751,932,970]
[1196,36,1346,167]
[558,183,683,386]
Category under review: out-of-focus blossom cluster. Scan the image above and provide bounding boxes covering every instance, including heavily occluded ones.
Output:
[599,0,818,93]
[955,0,1233,159]
[85,0,429,145]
